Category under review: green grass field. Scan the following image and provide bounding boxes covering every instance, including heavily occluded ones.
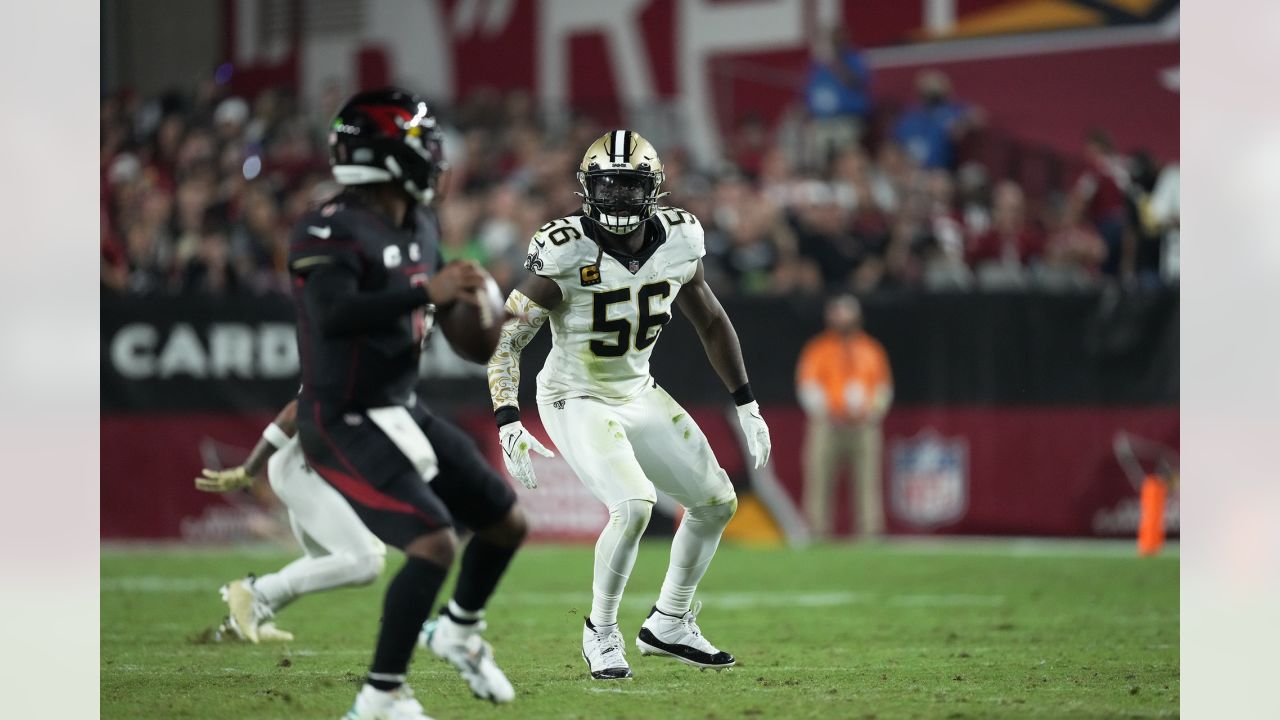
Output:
[101,540,1178,719]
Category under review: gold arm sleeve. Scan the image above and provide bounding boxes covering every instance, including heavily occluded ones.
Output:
[488,290,551,411]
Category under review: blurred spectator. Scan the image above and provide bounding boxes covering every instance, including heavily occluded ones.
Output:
[101,240,130,294]
[181,217,242,295]
[730,113,773,179]
[831,147,896,216]
[791,181,862,289]
[1067,129,1131,280]
[796,295,892,540]
[955,162,992,236]
[1038,198,1107,288]
[1125,150,1179,287]
[892,70,979,170]
[966,180,1045,287]
[804,26,872,171]
[474,183,530,289]
[1146,162,1180,283]
[708,177,815,296]
[101,75,1156,299]
[232,183,288,292]
[924,169,966,263]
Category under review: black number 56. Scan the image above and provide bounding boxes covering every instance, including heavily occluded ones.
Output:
[538,219,581,246]
[590,282,672,357]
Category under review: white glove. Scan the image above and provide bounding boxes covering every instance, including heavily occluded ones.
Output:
[498,421,555,489]
[843,382,867,416]
[797,382,828,418]
[736,401,772,469]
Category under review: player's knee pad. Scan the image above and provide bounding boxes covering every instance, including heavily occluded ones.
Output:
[608,499,653,542]
[685,495,738,531]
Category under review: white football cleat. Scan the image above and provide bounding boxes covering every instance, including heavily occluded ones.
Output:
[219,614,295,643]
[636,602,735,669]
[581,619,632,680]
[219,576,290,644]
[419,615,514,703]
[342,684,433,720]
[257,621,295,642]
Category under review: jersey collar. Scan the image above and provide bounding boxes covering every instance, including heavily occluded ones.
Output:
[583,215,668,274]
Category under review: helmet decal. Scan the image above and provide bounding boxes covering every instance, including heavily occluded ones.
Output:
[328,88,445,206]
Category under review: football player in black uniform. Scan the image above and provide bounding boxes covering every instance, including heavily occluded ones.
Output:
[288,88,527,720]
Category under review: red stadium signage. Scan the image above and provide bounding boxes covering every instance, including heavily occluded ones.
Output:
[221,0,1178,165]
[102,404,1177,541]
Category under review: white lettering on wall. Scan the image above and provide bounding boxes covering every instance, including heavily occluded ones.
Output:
[209,324,255,378]
[111,323,158,380]
[158,324,209,379]
[258,323,299,378]
[109,322,300,380]
[678,0,806,166]
[539,0,655,122]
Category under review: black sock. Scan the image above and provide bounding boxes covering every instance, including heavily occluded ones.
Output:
[450,536,520,615]
[367,555,449,690]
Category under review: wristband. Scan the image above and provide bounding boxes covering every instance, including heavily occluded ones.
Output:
[494,405,521,428]
[262,423,291,449]
[731,383,755,407]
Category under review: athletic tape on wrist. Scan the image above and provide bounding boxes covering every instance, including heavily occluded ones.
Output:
[262,423,291,449]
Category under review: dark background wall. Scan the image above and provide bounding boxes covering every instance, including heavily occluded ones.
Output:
[101,290,1178,540]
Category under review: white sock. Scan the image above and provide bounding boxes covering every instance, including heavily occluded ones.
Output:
[590,499,652,628]
[656,498,737,617]
[253,551,385,611]
[446,599,484,622]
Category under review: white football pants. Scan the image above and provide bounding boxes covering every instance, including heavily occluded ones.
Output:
[540,384,737,626]
[250,437,387,611]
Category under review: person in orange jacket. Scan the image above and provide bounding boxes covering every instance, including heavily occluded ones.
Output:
[795,295,893,539]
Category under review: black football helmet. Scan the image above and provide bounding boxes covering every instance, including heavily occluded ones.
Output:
[328,87,446,205]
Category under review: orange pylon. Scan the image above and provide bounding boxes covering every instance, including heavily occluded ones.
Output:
[1137,474,1168,557]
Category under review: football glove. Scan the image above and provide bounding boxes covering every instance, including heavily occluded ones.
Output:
[498,421,555,489]
[196,466,255,493]
[736,401,772,469]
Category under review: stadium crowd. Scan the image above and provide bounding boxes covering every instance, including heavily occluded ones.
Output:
[101,65,1179,300]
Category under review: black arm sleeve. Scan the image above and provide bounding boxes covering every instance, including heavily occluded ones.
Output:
[302,263,428,337]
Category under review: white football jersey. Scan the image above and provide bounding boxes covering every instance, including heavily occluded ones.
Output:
[525,208,705,405]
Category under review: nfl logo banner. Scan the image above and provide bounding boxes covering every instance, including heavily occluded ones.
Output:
[890,430,969,530]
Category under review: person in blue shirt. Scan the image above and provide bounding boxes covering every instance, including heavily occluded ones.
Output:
[893,70,978,170]
[805,26,872,171]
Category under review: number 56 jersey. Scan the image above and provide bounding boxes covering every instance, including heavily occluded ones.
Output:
[525,208,705,406]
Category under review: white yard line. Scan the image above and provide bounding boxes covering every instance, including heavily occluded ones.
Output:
[888,594,1006,607]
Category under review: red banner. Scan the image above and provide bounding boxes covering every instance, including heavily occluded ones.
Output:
[102,404,1176,541]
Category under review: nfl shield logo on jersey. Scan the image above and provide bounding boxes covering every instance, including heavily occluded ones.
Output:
[890,430,968,529]
[627,259,640,273]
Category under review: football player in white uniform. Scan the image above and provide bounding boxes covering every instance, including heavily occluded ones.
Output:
[488,130,771,680]
[196,398,387,644]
